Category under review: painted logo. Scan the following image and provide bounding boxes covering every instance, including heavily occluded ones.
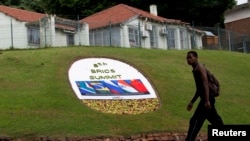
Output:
[68,57,160,114]
[68,57,157,100]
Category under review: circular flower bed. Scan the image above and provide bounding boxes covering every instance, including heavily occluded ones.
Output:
[82,98,160,114]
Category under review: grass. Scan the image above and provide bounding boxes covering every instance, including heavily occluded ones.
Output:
[0,47,249,138]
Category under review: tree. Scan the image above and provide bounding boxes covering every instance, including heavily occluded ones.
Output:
[0,0,21,5]
[0,0,236,27]
[187,0,236,27]
[156,0,236,27]
[98,0,236,27]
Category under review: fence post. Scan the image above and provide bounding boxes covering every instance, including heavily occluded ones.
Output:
[217,24,221,49]
[10,18,14,49]
[138,21,141,47]
[192,21,195,49]
[78,15,81,46]
[109,20,112,46]
[228,30,231,51]
[243,36,246,53]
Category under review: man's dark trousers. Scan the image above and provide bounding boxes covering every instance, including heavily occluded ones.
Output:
[186,97,224,141]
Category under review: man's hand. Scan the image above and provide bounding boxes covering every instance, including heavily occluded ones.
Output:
[205,101,211,109]
[187,102,193,111]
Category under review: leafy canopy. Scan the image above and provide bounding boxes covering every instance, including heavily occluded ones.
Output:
[0,0,236,26]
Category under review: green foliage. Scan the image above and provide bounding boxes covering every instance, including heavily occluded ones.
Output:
[1,0,21,5]
[0,0,236,26]
[0,47,249,138]
[80,0,115,19]
[188,0,236,26]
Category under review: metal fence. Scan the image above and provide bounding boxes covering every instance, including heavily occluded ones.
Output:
[196,26,250,53]
[1,19,250,54]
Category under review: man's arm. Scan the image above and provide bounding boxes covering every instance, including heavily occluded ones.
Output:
[187,91,199,111]
[191,91,199,104]
[199,64,211,109]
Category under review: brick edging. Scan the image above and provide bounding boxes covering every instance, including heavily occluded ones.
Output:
[0,132,207,141]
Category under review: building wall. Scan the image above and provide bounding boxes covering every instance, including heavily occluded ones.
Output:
[0,12,12,49]
[192,32,203,49]
[89,19,203,50]
[225,18,250,35]
[196,34,203,49]
[125,18,200,50]
[55,31,67,47]
[120,25,130,48]
[74,23,89,46]
[0,12,28,49]
[224,3,250,35]
[224,7,250,23]
[0,11,200,50]
[40,16,90,47]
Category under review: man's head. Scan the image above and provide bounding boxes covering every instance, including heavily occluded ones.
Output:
[186,51,198,66]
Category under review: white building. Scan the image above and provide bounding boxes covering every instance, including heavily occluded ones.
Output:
[0,5,89,49]
[81,4,204,50]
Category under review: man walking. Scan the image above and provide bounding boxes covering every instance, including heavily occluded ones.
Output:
[185,51,223,141]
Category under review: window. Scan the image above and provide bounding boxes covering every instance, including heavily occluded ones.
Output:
[89,28,121,47]
[167,28,176,49]
[67,34,74,46]
[191,34,197,49]
[103,29,110,46]
[28,27,40,45]
[89,32,94,45]
[180,29,189,49]
[94,30,103,46]
[149,25,158,48]
[128,27,140,47]
[110,27,121,46]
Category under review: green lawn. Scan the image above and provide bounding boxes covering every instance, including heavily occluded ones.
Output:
[0,47,249,138]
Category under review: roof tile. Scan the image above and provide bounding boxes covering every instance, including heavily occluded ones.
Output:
[81,4,187,29]
[0,5,45,22]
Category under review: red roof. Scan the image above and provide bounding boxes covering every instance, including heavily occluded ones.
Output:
[0,5,45,22]
[81,4,187,29]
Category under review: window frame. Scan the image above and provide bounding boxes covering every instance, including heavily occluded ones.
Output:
[27,26,40,45]
[167,28,176,49]
[128,27,140,47]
